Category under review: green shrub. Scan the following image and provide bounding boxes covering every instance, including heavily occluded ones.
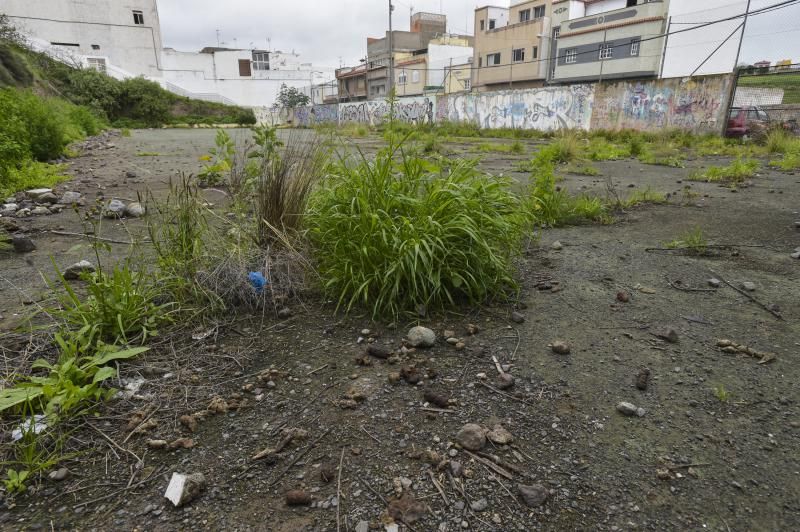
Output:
[763,129,797,154]
[118,77,173,127]
[0,161,69,198]
[586,138,630,161]
[307,145,528,318]
[14,90,68,161]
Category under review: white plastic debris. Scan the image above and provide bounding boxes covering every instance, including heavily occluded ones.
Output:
[12,415,48,441]
[164,472,207,507]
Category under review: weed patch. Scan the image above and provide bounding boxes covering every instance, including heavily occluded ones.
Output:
[689,158,758,184]
[665,227,707,254]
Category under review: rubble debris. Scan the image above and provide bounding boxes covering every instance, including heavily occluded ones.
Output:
[517,483,548,507]
[616,402,646,417]
[652,327,679,343]
[715,338,776,364]
[636,368,651,390]
[455,423,486,451]
[285,489,312,506]
[367,344,391,359]
[549,340,571,355]
[423,390,450,408]
[164,472,207,507]
[387,494,427,524]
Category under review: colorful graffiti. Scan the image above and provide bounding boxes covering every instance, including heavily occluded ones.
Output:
[437,86,594,131]
[293,104,339,127]
[339,96,435,126]
[591,75,732,133]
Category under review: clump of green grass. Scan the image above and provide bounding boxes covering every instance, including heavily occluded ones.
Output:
[713,384,730,402]
[528,159,607,226]
[586,138,630,161]
[665,226,707,255]
[307,144,528,318]
[474,140,525,154]
[689,157,759,184]
[547,131,581,163]
[763,129,797,154]
[339,123,370,138]
[621,187,667,208]
[770,151,800,171]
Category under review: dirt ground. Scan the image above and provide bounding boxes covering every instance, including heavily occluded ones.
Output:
[1,128,799,531]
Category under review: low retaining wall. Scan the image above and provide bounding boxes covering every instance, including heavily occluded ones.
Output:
[259,73,734,135]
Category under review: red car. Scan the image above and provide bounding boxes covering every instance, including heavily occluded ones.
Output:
[726,106,771,138]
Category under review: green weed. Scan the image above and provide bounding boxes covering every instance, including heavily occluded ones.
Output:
[621,188,667,208]
[770,151,800,171]
[120,128,131,137]
[586,138,630,161]
[0,161,69,198]
[307,143,528,318]
[198,129,235,186]
[690,158,758,184]
[665,226,707,255]
[713,384,730,402]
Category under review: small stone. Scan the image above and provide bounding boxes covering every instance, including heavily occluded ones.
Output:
[285,490,312,506]
[495,373,515,390]
[708,278,721,288]
[550,340,570,354]
[360,328,371,336]
[616,402,639,416]
[366,344,391,359]
[423,390,449,408]
[147,439,168,449]
[742,282,756,291]
[511,311,525,324]
[486,424,513,445]
[454,341,466,350]
[124,202,146,218]
[12,235,36,253]
[446,337,459,345]
[636,368,650,390]
[449,460,463,477]
[791,252,800,260]
[277,307,293,319]
[551,240,563,250]
[59,191,83,205]
[37,192,58,204]
[15,208,31,218]
[407,326,436,348]
[616,291,630,303]
[443,329,455,339]
[517,483,548,507]
[355,521,369,532]
[104,199,126,218]
[0,203,17,214]
[164,472,206,507]
[653,327,679,343]
[49,467,69,481]
[470,497,489,512]
[388,372,401,384]
[63,260,96,280]
[455,423,486,451]
[466,324,479,335]
[31,206,51,216]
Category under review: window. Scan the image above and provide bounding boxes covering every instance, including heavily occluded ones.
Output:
[238,59,252,77]
[533,5,545,18]
[519,9,531,22]
[91,44,100,50]
[478,56,483,67]
[565,49,578,64]
[532,46,538,59]
[398,71,407,85]
[252,51,270,70]
[480,20,485,31]
[487,53,501,66]
[630,39,640,57]
[512,48,525,63]
[133,10,144,25]
[463,79,470,91]
[412,70,420,83]
[553,27,560,40]
[87,58,106,74]
[488,19,496,30]
[626,0,638,7]
[599,43,613,60]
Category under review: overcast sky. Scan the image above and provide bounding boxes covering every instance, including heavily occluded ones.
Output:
[157,0,800,78]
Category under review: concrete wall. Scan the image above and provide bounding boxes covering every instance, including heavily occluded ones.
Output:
[293,105,339,127]
[339,96,436,126]
[436,85,595,131]
[591,75,732,133]
[5,0,163,77]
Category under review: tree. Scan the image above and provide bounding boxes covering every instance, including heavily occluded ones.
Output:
[276,83,309,108]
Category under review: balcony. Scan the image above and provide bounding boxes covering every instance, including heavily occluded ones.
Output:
[560,1,667,37]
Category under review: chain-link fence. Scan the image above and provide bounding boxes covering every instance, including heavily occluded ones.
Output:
[728,62,800,136]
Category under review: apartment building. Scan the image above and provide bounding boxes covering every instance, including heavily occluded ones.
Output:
[472,1,554,92]
[443,62,473,93]
[550,0,670,83]
[336,64,368,102]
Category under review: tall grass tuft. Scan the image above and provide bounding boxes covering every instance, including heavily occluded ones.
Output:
[307,144,528,318]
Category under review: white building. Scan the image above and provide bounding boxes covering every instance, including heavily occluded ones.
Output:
[2,0,333,108]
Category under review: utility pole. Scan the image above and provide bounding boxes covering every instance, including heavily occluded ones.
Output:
[732,0,752,72]
[388,0,394,95]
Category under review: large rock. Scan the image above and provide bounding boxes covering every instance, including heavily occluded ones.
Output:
[37,192,58,204]
[104,199,126,218]
[124,201,146,218]
[63,260,96,280]
[0,203,17,215]
[25,188,52,199]
[407,326,436,348]
[30,206,51,216]
[455,423,486,451]
[12,236,36,253]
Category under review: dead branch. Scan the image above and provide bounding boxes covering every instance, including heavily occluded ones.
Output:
[709,270,784,321]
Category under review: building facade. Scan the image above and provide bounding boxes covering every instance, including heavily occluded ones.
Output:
[472,1,554,92]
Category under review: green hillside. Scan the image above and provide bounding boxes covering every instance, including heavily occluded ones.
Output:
[738,71,800,104]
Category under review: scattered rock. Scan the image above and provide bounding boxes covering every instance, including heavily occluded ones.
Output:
[387,494,427,524]
[616,291,630,303]
[470,498,489,512]
[355,521,369,532]
[12,235,36,253]
[450,460,463,477]
[285,489,312,506]
[37,192,58,204]
[30,206,51,216]
[653,327,679,343]
[617,402,646,417]
[407,326,436,348]
[59,191,83,205]
[320,465,335,483]
[15,208,31,218]
[486,424,513,445]
[495,373,515,390]
[0,203,17,215]
[636,368,651,390]
[179,414,199,432]
[455,423,486,451]
[708,278,721,288]
[124,201,146,218]
[164,472,207,507]
[511,311,525,324]
[551,240,563,250]
[550,340,570,355]
[791,251,800,259]
[466,323,479,335]
[277,307,293,319]
[400,366,421,385]
[517,483,548,507]
[49,467,70,481]
[147,439,169,449]
[26,188,53,199]
[366,344,391,359]
[742,281,756,292]
[423,390,449,408]
[63,260,96,280]
[168,437,195,449]
[104,199,126,218]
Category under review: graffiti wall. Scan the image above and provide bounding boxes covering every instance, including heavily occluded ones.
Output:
[293,104,339,127]
[591,75,733,134]
[339,96,436,126]
[436,85,595,131]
